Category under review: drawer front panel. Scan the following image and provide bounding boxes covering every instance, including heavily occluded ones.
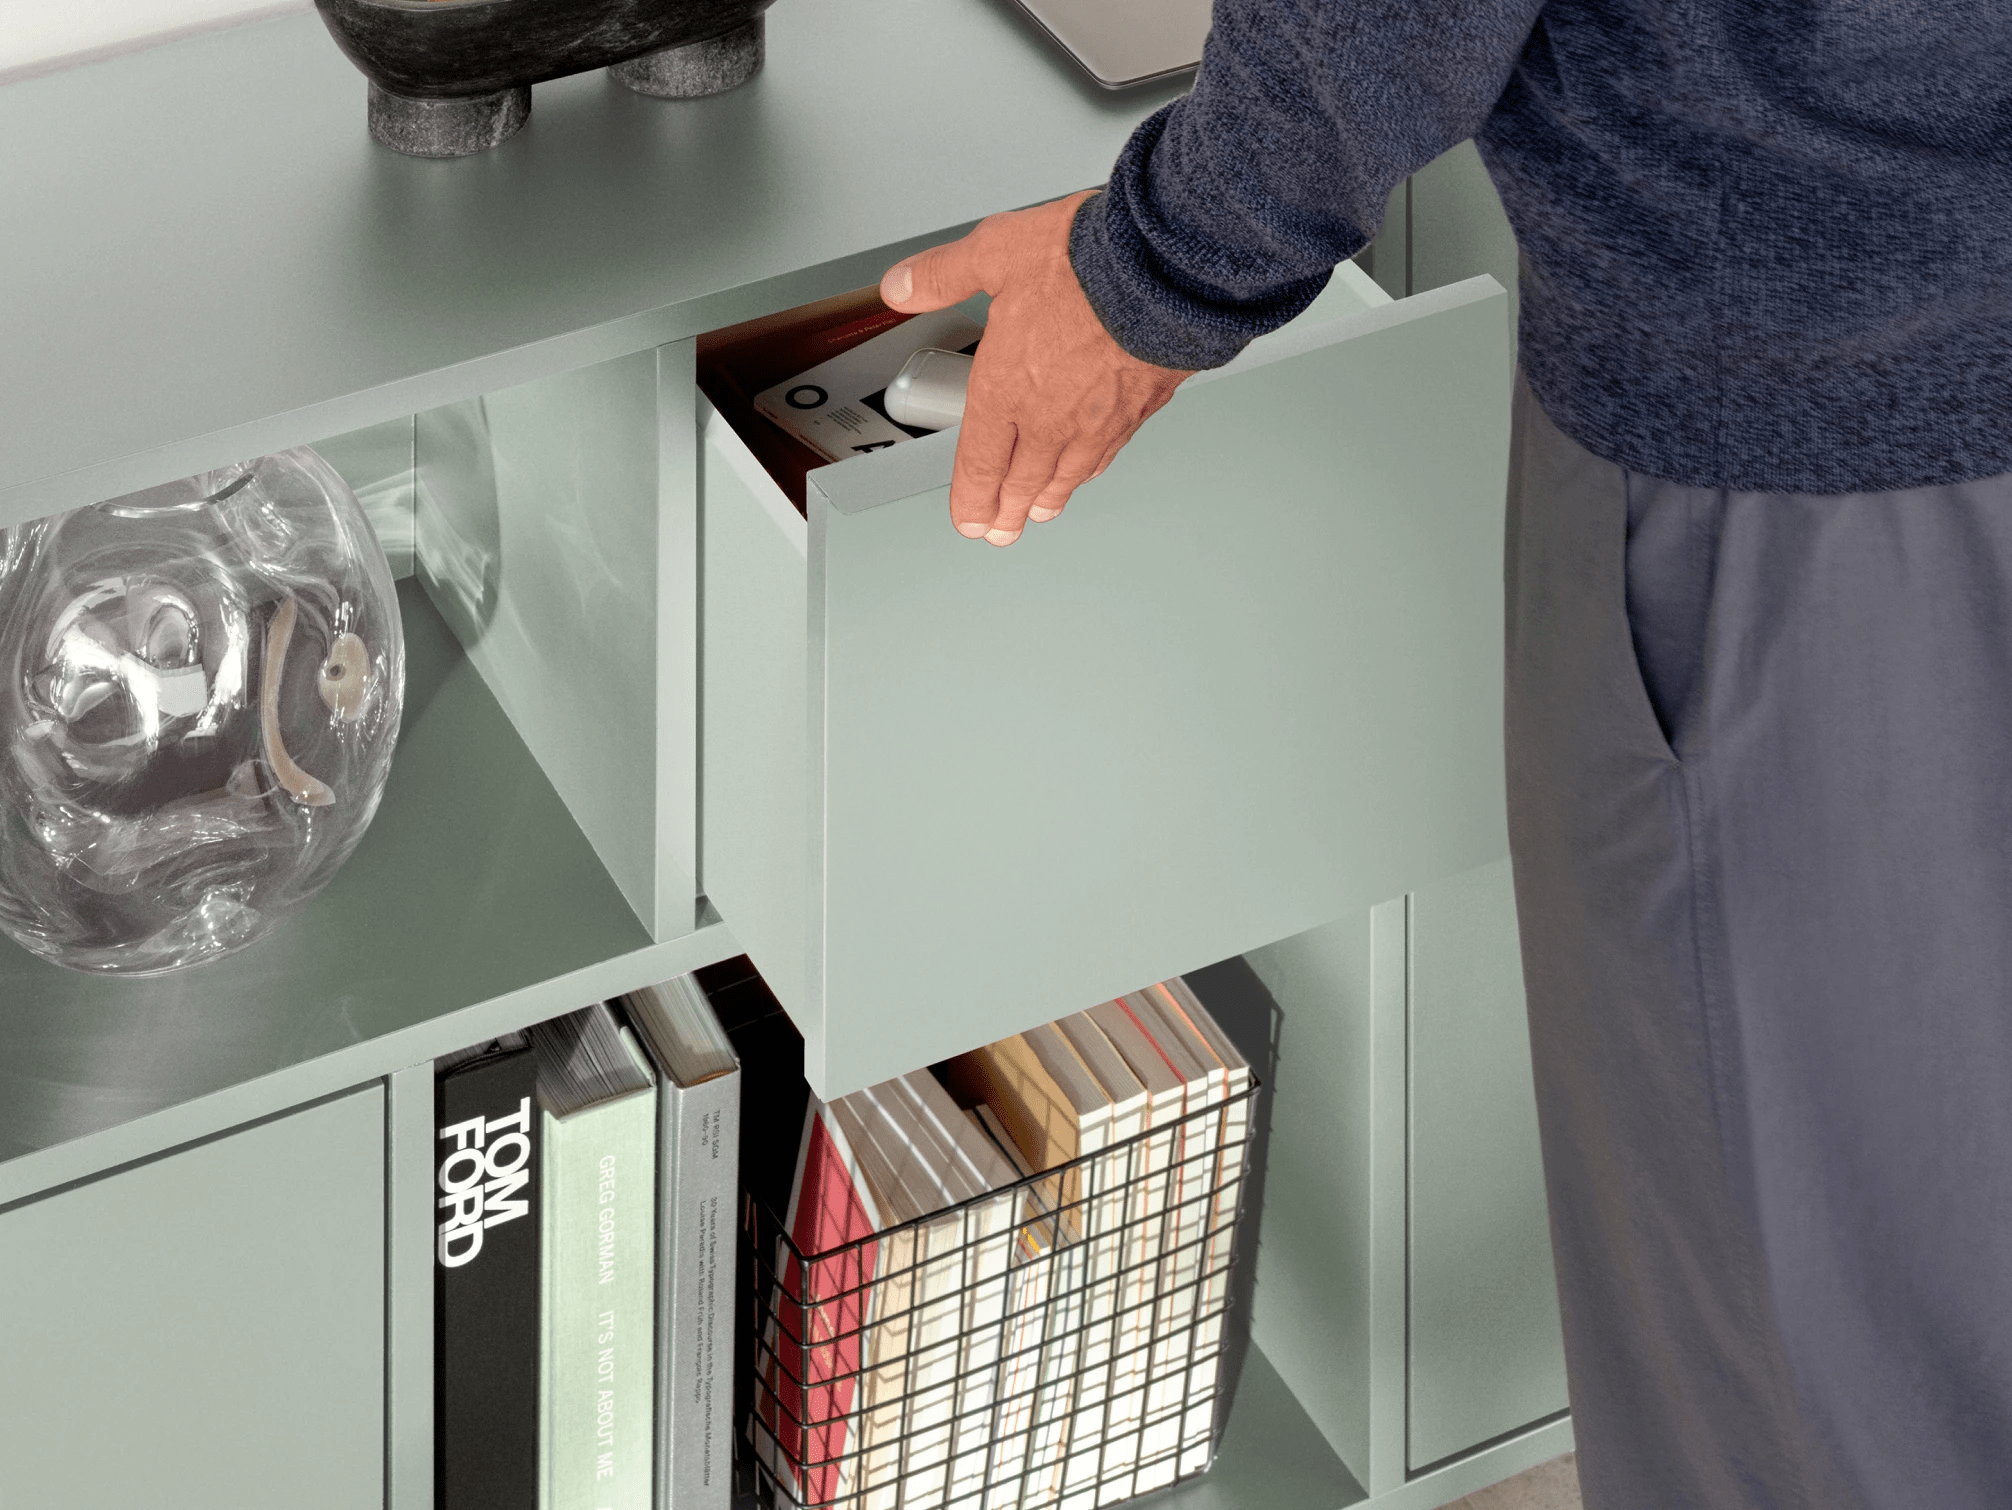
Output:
[803,275,1513,1094]
[0,1086,386,1509]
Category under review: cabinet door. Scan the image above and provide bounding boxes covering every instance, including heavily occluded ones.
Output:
[0,1086,385,1509]
[704,266,1512,1096]
[1407,858,1568,1467]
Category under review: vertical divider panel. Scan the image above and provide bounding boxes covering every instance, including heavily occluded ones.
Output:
[1403,859,1566,1469]
[414,347,695,941]
[1239,912,1378,1489]
[387,1062,436,1510]
[1367,895,1410,1498]
[657,340,701,938]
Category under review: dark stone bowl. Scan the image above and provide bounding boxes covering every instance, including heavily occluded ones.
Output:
[315,0,774,155]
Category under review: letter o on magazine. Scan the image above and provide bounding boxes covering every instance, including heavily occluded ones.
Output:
[440,1146,487,1193]
[485,1130,530,1179]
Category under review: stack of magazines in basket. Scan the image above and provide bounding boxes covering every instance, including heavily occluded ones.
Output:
[749,979,1256,1510]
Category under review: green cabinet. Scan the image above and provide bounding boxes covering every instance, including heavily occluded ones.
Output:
[1406,859,1568,1468]
[0,1086,387,1510]
[0,6,1569,1504]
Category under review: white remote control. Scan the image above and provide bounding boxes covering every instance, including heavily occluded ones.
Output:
[883,348,975,431]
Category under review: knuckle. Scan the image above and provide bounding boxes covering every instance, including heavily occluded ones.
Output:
[960,447,1011,481]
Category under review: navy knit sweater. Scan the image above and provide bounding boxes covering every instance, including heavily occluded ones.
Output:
[1068,0,2012,494]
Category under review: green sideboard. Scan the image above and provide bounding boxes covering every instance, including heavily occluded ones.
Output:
[0,8,1567,1507]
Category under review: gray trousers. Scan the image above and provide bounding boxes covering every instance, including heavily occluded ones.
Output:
[1505,375,2012,1510]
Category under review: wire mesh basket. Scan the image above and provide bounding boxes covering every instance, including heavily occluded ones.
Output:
[742,1080,1258,1510]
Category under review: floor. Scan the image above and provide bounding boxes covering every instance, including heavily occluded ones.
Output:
[1449,1453,1582,1510]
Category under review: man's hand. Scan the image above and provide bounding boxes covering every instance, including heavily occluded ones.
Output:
[880,191,1194,546]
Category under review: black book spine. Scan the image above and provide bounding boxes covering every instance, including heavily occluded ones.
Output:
[435,1047,542,1510]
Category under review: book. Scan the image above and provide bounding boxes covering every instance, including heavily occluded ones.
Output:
[1078,1000,1193,1500]
[734,968,1253,1510]
[532,1004,660,1510]
[889,1068,1024,1503]
[435,1033,542,1510]
[1047,1017,1148,1509]
[1146,977,1252,1474]
[966,1103,1069,1510]
[1119,989,1226,1480]
[761,1098,883,1508]
[619,975,743,1510]
[874,1078,1020,1510]
[753,307,985,464]
[823,1092,922,1510]
[827,1074,1022,1510]
[941,1027,1112,1238]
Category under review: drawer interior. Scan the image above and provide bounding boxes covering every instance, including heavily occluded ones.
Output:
[696,283,988,513]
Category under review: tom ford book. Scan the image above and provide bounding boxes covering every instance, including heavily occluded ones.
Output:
[435,1033,542,1510]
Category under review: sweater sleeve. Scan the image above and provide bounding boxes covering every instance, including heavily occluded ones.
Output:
[1070,0,1549,370]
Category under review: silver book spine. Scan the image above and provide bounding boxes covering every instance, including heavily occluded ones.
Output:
[658,1067,741,1510]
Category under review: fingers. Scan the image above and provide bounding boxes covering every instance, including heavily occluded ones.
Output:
[887,189,1190,546]
[948,404,1018,539]
[882,233,987,314]
[1090,424,1138,483]
[1026,437,1109,525]
[985,435,1070,544]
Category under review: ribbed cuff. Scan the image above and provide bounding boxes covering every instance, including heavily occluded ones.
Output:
[1067,104,1334,371]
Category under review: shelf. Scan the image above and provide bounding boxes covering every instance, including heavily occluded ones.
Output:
[0,2,1186,528]
[0,579,739,1202]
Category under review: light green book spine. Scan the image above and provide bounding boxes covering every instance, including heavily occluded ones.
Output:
[541,1082,659,1510]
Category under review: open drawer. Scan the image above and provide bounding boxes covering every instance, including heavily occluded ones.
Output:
[700,264,1513,1097]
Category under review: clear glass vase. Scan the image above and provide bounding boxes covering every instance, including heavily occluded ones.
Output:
[0,448,404,975]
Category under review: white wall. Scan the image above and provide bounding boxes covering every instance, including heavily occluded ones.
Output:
[0,0,305,83]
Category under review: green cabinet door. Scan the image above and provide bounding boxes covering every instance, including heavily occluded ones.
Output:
[1406,858,1568,1468]
[0,1086,386,1509]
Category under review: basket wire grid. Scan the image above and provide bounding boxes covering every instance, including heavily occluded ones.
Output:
[742,1081,1257,1510]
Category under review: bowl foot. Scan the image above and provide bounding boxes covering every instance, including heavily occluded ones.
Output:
[610,16,764,98]
[367,83,532,158]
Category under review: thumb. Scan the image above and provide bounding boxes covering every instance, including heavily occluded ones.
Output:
[881,235,985,313]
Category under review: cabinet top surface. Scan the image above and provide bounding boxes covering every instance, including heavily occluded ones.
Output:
[0,1,1182,525]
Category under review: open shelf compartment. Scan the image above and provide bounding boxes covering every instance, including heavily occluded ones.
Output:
[0,344,707,1168]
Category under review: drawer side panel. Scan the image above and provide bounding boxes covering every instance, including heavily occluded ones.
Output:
[700,408,811,1043]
